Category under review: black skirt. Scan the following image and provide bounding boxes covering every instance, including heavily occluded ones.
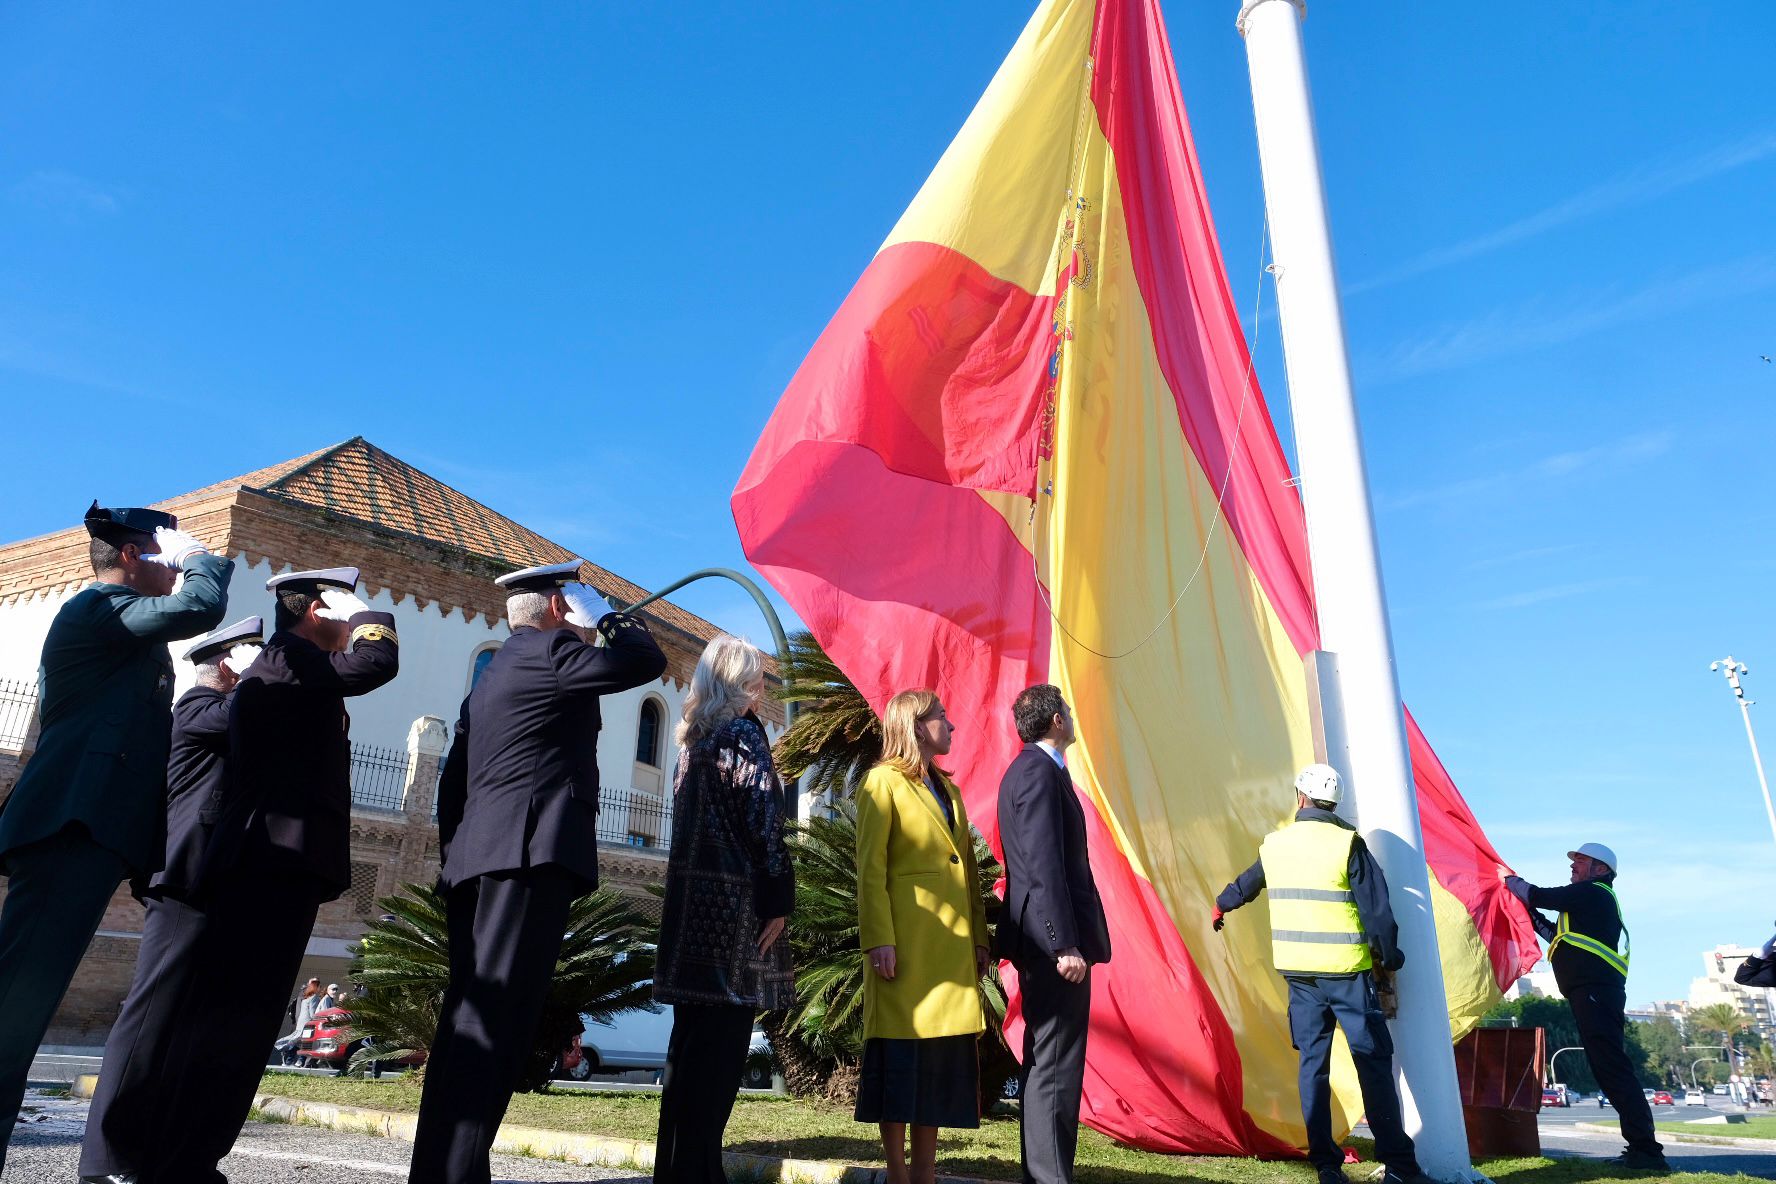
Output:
[854,1035,979,1128]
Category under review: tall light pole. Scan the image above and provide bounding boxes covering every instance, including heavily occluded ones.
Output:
[1710,658,1775,850]
[1239,1,1473,1176]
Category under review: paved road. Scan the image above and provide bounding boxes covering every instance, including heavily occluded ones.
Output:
[5,1092,649,1183]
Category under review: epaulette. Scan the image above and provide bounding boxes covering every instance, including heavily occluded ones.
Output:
[351,622,398,647]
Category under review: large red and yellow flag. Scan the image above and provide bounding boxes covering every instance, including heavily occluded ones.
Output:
[734,0,1538,1155]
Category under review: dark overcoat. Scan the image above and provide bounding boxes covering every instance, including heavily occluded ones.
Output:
[143,684,231,900]
[202,611,398,901]
[436,612,667,889]
[0,554,231,873]
[993,743,1110,967]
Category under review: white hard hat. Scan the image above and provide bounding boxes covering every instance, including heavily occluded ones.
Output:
[1294,763,1343,805]
[1567,842,1617,873]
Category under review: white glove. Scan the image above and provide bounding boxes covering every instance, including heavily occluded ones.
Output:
[140,526,208,568]
[222,643,263,676]
[559,582,604,629]
[315,587,370,621]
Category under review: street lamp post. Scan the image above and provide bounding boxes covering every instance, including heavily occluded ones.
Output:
[602,567,797,725]
[1710,658,1775,850]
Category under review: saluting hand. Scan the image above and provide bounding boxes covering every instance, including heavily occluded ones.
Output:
[758,916,786,954]
[140,526,208,568]
[223,643,263,676]
[560,582,603,628]
[867,944,897,980]
[315,588,370,621]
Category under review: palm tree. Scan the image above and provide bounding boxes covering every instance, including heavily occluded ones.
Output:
[1689,1002,1753,1055]
[770,630,883,799]
[345,882,658,1091]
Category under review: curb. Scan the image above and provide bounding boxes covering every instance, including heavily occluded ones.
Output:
[1573,1120,1776,1150]
[255,1096,995,1184]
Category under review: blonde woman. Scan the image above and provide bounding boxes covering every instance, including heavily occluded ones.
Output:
[855,690,990,1184]
[653,635,795,1184]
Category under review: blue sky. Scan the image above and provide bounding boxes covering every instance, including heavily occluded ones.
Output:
[3,3,1772,1005]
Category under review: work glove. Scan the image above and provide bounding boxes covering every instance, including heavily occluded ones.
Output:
[1502,874,1531,904]
[140,525,208,568]
[223,643,263,676]
[560,581,604,629]
[1211,907,1225,933]
[315,587,370,621]
[1379,945,1405,972]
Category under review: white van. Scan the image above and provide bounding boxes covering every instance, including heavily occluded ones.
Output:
[577,1004,674,1074]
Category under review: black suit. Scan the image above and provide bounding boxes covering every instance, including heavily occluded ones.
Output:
[995,744,1108,1184]
[412,613,666,1184]
[80,685,232,1178]
[149,612,399,1182]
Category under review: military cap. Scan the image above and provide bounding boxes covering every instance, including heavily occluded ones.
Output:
[266,567,360,595]
[494,559,586,594]
[184,616,265,663]
[84,500,177,545]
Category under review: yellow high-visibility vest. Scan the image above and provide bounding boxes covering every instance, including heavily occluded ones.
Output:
[1548,881,1630,977]
[1258,819,1372,975]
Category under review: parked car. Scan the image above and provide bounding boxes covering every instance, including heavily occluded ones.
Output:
[1650,1090,1675,1106]
[1684,1090,1709,1106]
[297,1007,421,1074]
[740,1028,777,1090]
[574,1003,674,1076]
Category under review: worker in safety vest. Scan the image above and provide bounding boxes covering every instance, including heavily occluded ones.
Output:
[1213,765,1428,1184]
[1505,844,1667,1172]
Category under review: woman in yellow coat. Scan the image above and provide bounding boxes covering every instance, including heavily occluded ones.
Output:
[855,689,991,1184]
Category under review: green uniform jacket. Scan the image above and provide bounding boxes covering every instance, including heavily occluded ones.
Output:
[0,552,232,873]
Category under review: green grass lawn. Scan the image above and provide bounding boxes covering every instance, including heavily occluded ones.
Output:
[258,1073,1763,1184]
[1656,1116,1776,1142]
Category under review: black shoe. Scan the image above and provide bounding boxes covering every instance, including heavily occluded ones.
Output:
[1608,1150,1671,1172]
[80,1175,139,1183]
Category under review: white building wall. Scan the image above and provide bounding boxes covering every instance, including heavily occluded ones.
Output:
[0,584,84,686]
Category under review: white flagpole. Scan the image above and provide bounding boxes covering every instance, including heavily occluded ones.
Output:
[1237,1,1476,1178]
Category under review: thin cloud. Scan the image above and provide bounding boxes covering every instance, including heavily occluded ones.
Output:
[9,169,122,219]
[1380,430,1672,512]
[1476,577,1632,611]
[1466,543,1585,572]
[1348,132,1776,295]
[1363,255,1776,383]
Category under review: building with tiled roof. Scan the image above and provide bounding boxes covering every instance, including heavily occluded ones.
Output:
[0,439,780,1050]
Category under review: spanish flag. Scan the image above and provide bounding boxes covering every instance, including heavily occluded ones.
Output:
[734,0,1537,1155]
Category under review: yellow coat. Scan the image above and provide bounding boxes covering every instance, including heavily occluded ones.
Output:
[856,764,989,1040]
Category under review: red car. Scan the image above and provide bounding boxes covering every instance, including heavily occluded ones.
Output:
[297,1007,423,1072]
[1650,1090,1675,1106]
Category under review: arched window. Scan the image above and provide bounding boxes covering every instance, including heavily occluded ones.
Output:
[469,645,499,692]
[635,698,663,768]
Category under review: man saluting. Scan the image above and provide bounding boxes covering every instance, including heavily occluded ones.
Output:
[412,561,666,1184]
[78,616,263,1184]
[147,567,399,1183]
[0,502,228,1173]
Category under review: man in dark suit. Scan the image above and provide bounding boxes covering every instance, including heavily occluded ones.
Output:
[411,560,667,1184]
[0,502,228,1172]
[995,684,1110,1184]
[78,616,262,1183]
[146,567,398,1183]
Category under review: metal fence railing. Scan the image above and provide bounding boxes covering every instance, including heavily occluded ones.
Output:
[0,679,37,752]
[349,743,410,812]
[597,785,673,850]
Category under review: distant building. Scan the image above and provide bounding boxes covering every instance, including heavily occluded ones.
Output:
[1626,1000,1689,1026]
[1504,963,1563,1001]
[1689,945,1776,1043]
[0,438,782,1048]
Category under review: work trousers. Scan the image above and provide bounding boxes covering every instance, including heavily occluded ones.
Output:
[0,827,128,1174]
[1017,957,1092,1184]
[1285,972,1418,1174]
[79,894,210,1177]
[1568,980,1662,1155]
[409,865,587,1184]
[653,1001,756,1184]
[145,866,325,1183]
